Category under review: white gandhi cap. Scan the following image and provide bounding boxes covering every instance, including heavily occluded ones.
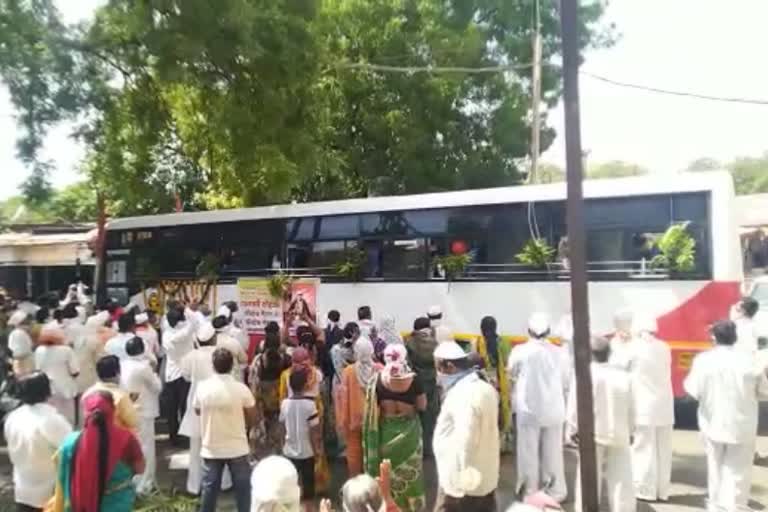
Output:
[8,310,28,327]
[197,322,216,343]
[134,313,149,325]
[428,305,442,317]
[528,312,551,337]
[434,341,467,361]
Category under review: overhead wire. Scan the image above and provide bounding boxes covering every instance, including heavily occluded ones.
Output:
[333,62,768,106]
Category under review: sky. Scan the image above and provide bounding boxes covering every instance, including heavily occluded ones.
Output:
[1,0,767,199]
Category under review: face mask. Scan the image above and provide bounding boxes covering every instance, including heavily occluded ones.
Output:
[437,370,464,391]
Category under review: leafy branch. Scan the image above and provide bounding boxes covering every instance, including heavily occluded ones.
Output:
[435,253,473,281]
[651,223,696,274]
[515,238,556,269]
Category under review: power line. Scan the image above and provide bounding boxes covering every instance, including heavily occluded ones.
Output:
[334,62,534,74]
[581,71,768,106]
[334,61,768,105]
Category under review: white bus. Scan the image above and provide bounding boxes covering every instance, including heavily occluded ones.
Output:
[103,171,742,396]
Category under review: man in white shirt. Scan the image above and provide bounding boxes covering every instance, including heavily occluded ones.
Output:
[4,372,72,511]
[35,331,80,425]
[626,315,674,502]
[219,303,250,353]
[212,314,248,380]
[121,336,162,494]
[7,310,35,377]
[507,313,569,502]
[135,312,161,366]
[194,347,255,512]
[357,305,377,340]
[104,312,137,359]
[428,304,453,342]
[180,322,229,494]
[684,320,768,512]
[732,296,760,353]
[608,308,633,369]
[568,336,635,512]
[164,306,196,446]
[77,311,110,395]
[433,341,499,511]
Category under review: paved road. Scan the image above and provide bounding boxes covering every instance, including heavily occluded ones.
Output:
[1,422,767,511]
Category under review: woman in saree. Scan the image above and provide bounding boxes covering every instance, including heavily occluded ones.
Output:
[474,315,513,452]
[338,337,381,476]
[249,324,291,459]
[48,391,144,512]
[405,317,438,458]
[363,344,426,512]
[278,345,331,494]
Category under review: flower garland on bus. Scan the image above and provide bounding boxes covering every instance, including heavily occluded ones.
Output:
[140,279,218,316]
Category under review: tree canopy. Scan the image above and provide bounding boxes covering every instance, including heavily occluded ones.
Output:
[0,0,610,216]
[686,154,768,195]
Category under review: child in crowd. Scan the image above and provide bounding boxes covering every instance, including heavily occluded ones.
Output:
[280,369,322,510]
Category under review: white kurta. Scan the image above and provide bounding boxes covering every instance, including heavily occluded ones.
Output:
[507,338,569,501]
[35,344,79,425]
[626,335,674,501]
[121,356,162,494]
[684,345,768,511]
[433,372,499,498]
[568,362,635,512]
[734,316,758,354]
[8,327,35,376]
[3,403,72,507]
[178,346,231,494]
[164,321,196,383]
[72,325,105,394]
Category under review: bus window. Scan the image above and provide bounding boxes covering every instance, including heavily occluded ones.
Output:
[382,239,427,279]
[317,216,359,240]
[309,241,348,269]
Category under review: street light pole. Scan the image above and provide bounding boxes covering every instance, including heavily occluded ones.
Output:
[560,0,599,511]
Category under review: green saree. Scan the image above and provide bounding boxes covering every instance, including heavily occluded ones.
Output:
[363,379,426,512]
[50,431,136,512]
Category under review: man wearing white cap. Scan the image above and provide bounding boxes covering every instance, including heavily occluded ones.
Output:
[433,341,500,511]
[428,305,453,343]
[567,336,635,512]
[626,315,674,502]
[219,303,250,353]
[212,314,248,381]
[8,310,35,377]
[608,308,634,370]
[121,336,162,494]
[506,313,569,502]
[179,322,232,494]
[135,312,161,366]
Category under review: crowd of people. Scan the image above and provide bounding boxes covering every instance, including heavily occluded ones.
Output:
[0,285,767,512]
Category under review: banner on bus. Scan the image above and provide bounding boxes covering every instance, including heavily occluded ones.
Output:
[236,277,319,334]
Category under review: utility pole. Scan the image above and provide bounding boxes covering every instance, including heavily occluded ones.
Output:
[560,0,599,511]
[528,0,543,184]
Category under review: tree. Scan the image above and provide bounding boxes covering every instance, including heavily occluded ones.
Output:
[0,0,611,212]
[686,153,768,195]
[587,160,648,179]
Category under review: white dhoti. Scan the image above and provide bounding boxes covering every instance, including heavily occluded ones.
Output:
[704,436,755,512]
[187,435,232,494]
[516,422,567,501]
[575,443,635,512]
[135,416,157,494]
[631,424,673,501]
